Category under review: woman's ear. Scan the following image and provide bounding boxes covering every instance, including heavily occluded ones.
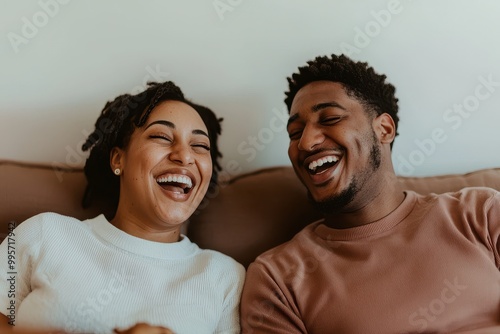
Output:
[110,147,124,174]
[373,113,396,145]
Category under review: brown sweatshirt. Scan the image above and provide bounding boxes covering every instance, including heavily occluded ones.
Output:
[241,188,500,334]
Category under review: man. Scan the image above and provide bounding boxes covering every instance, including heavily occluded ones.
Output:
[240,54,500,333]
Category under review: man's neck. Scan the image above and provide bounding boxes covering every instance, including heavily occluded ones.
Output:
[323,178,405,229]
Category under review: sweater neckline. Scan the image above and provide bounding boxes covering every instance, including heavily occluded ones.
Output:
[313,191,418,241]
[88,215,199,260]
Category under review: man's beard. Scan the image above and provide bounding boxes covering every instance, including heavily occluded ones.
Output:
[309,134,381,214]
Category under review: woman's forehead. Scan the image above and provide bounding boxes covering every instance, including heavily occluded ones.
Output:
[147,100,207,130]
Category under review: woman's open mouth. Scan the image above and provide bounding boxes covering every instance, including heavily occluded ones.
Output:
[156,174,193,194]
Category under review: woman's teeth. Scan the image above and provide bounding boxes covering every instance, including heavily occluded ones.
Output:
[157,175,193,189]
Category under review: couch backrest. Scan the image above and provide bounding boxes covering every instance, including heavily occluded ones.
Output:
[187,165,500,267]
[0,161,101,228]
[1,159,500,267]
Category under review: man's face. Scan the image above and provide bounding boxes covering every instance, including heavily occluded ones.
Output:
[287,81,383,213]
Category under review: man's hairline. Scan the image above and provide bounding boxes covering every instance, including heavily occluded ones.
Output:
[286,79,378,123]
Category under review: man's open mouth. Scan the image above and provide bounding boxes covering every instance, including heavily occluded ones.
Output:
[156,174,193,194]
[307,156,339,175]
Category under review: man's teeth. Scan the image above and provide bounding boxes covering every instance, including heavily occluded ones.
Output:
[308,156,339,171]
[156,175,193,188]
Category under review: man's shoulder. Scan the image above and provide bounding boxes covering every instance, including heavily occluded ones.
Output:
[251,220,323,268]
[411,186,498,204]
[411,187,500,224]
[427,186,499,203]
[448,186,497,196]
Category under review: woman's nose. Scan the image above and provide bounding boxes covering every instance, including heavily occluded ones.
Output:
[168,143,194,165]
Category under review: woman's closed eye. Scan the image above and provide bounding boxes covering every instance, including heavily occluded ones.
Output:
[192,143,211,152]
[149,133,210,152]
[150,134,172,142]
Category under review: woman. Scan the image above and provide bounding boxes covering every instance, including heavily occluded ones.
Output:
[0,81,245,334]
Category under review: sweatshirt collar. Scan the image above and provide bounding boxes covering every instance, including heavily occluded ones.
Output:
[313,191,418,241]
[87,214,199,260]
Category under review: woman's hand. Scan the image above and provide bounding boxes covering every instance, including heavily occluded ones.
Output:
[114,323,174,334]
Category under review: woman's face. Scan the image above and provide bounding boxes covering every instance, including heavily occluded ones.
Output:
[112,100,213,228]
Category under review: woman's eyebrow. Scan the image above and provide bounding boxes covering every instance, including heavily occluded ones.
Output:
[145,120,209,138]
[193,129,209,138]
[145,120,175,130]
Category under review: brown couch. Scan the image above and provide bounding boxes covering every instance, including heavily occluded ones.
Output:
[1,159,500,268]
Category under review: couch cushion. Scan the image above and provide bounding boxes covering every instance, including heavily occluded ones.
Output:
[0,160,102,240]
[188,167,322,268]
[188,166,500,267]
[1,160,500,267]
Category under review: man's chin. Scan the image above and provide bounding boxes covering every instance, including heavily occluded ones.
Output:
[307,187,357,214]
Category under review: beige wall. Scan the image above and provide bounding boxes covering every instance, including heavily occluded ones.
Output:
[1,0,499,177]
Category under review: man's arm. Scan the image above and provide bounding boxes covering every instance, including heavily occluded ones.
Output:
[469,189,500,267]
[487,191,500,267]
[240,261,306,334]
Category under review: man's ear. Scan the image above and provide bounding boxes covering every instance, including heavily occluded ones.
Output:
[373,113,396,145]
[110,147,124,173]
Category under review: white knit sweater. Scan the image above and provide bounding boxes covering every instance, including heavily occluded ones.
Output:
[0,213,245,334]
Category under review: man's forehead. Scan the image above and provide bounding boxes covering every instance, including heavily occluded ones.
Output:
[291,82,348,110]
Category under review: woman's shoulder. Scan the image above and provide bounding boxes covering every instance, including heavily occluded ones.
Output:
[16,212,100,239]
[193,246,246,277]
[20,212,93,229]
[21,211,82,223]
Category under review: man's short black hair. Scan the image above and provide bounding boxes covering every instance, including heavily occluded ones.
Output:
[284,54,400,143]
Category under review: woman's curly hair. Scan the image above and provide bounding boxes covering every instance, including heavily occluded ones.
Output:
[81,81,223,218]
[284,54,400,145]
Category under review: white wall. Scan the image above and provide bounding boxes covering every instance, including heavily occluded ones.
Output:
[1,0,499,178]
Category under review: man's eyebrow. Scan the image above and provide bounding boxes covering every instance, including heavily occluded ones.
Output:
[287,101,346,128]
[145,120,209,138]
[311,102,346,112]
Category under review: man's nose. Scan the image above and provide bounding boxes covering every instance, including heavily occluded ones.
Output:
[297,125,324,151]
